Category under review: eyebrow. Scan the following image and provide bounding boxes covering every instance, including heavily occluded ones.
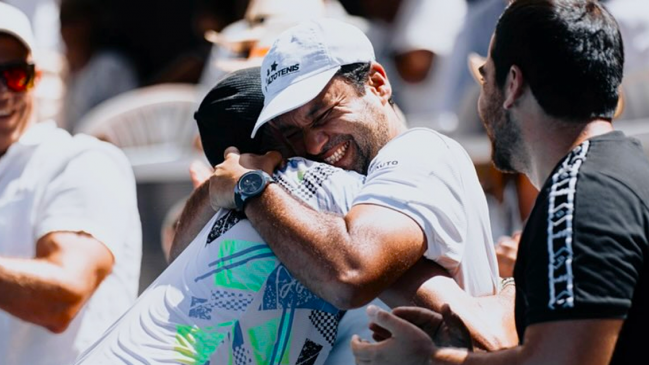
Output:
[307,100,326,120]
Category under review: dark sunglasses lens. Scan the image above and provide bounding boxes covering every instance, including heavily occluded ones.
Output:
[2,65,34,92]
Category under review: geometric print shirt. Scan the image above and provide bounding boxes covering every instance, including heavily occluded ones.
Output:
[74,157,364,365]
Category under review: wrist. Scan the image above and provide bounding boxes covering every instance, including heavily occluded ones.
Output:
[234,170,275,212]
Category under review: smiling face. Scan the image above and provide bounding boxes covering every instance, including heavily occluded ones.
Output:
[0,33,34,156]
[477,36,526,174]
[269,75,393,174]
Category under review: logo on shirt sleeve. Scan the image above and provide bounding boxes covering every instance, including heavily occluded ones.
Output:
[370,160,399,173]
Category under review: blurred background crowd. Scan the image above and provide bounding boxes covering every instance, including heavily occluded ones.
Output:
[5,0,648,291]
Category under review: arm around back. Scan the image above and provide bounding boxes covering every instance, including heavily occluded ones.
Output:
[245,183,427,309]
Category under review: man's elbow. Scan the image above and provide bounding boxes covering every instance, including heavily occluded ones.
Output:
[326,271,381,310]
[41,286,90,334]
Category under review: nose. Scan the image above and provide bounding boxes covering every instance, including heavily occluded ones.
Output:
[304,128,329,156]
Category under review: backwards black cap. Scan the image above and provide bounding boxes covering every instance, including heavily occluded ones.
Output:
[194,67,265,167]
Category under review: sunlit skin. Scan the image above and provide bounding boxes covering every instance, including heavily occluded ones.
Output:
[268,63,404,175]
[0,34,35,157]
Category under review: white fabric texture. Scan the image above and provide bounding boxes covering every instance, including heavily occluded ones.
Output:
[353,128,499,296]
[75,158,365,365]
[0,121,142,365]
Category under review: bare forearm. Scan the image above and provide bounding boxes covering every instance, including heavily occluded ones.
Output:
[433,346,526,365]
[380,258,452,310]
[382,258,517,351]
[170,181,215,262]
[432,319,619,365]
[0,256,88,332]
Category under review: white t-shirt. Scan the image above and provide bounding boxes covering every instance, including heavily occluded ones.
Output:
[75,158,366,365]
[354,128,499,296]
[0,121,142,365]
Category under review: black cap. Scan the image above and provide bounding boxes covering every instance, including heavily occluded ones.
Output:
[194,67,265,167]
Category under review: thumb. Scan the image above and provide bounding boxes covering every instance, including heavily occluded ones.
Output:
[223,146,241,160]
[440,304,473,349]
[262,150,284,172]
[367,305,418,337]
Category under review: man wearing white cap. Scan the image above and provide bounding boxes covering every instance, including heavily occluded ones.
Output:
[208,18,499,316]
[0,3,141,364]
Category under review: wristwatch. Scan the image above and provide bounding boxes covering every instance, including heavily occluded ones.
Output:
[234,170,274,211]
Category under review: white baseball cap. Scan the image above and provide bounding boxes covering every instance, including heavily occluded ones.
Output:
[251,18,375,137]
[0,2,36,55]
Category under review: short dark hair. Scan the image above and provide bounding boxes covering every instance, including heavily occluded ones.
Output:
[493,0,624,120]
[335,62,372,95]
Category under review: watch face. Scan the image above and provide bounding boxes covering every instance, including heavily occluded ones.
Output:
[240,172,265,194]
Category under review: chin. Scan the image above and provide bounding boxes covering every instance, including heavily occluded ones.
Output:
[491,144,518,174]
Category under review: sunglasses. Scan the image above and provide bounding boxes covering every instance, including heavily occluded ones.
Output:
[0,62,36,93]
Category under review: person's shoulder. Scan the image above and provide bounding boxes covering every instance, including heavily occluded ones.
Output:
[376,128,470,165]
[65,133,134,180]
[386,128,457,150]
[71,133,129,160]
[580,133,649,203]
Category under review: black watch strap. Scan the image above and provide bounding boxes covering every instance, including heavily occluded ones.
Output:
[234,170,274,212]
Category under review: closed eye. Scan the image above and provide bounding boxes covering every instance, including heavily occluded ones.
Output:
[312,106,335,128]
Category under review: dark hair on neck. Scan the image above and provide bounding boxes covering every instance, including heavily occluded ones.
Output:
[493,0,624,121]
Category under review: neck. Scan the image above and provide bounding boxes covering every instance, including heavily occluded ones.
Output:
[0,114,36,159]
[387,103,408,138]
[526,118,613,188]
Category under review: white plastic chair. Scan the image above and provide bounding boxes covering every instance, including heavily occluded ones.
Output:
[75,83,206,182]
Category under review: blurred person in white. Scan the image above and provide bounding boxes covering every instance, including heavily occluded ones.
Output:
[199,0,358,89]
[60,0,138,132]
[0,3,142,364]
[3,0,62,53]
[603,0,649,75]
[349,0,467,123]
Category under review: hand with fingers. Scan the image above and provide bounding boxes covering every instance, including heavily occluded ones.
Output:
[351,305,473,365]
[208,147,284,211]
[351,305,435,365]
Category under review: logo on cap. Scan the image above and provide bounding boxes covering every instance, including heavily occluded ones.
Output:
[265,60,300,90]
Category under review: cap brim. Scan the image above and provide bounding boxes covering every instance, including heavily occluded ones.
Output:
[251,67,340,137]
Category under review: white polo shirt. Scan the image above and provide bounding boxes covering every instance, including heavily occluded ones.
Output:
[0,121,142,365]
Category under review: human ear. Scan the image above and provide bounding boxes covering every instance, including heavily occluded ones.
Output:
[368,62,392,105]
[503,65,525,110]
